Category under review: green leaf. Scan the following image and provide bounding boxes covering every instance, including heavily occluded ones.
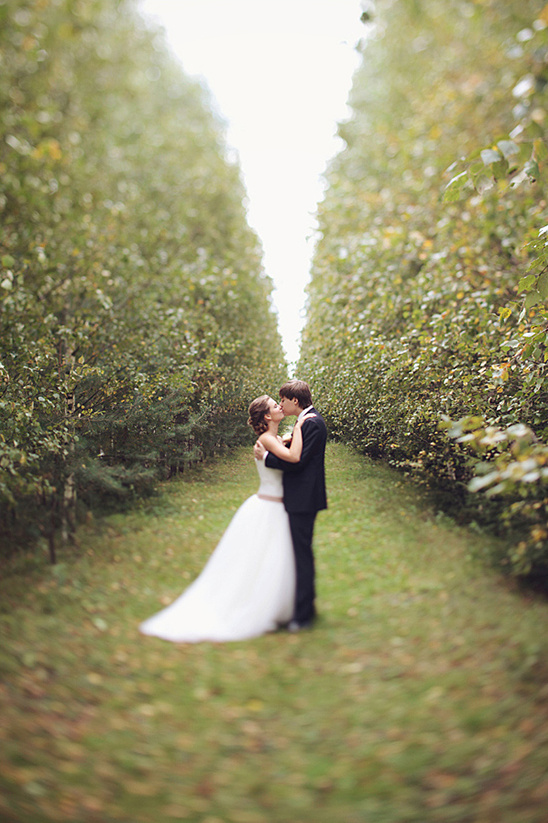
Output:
[492,159,509,178]
[523,121,544,140]
[524,159,540,180]
[469,473,498,492]
[442,171,469,203]
[525,290,542,310]
[497,140,520,160]
[475,174,495,194]
[518,274,536,292]
[534,138,548,162]
[1,255,15,268]
[481,148,502,166]
[538,271,548,299]
[469,161,485,178]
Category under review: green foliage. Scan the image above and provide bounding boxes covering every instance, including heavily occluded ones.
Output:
[300,0,548,576]
[0,0,286,555]
[444,416,548,574]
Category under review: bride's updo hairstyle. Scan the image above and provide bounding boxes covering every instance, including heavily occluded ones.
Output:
[248,395,271,436]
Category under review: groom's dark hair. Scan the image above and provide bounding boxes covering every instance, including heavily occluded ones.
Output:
[279,379,312,408]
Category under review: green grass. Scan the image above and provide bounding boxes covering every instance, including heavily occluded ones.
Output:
[1,443,548,823]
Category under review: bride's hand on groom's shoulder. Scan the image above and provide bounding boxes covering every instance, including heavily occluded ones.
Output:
[297,413,316,426]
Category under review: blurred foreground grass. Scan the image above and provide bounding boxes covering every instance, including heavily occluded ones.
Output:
[1,443,548,823]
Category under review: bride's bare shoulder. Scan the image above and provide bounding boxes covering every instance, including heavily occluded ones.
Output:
[258,431,282,445]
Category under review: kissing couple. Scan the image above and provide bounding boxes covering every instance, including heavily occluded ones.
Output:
[140,379,328,642]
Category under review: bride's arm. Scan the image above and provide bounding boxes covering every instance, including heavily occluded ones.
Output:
[259,431,300,462]
[258,415,314,463]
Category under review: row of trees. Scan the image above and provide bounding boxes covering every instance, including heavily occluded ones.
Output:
[1,0,286,558]
[300,0,548,577]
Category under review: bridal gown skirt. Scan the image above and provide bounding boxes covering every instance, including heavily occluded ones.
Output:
[139,492,296,643]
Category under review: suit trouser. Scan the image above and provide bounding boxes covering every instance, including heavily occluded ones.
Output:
[288,512,317,624]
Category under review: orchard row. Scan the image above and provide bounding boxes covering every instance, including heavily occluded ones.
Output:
[300,0,548,577]
[0,0,286,557]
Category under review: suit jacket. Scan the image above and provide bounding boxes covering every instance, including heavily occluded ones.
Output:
[265,407,327,514]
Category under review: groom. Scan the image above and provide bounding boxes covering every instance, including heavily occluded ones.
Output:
[254,379,327,632]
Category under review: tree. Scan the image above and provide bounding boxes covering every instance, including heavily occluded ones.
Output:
[0,0,286,558]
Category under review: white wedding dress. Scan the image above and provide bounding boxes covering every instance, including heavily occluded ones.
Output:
[139,460,296,642]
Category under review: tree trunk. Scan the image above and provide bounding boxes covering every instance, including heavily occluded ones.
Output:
[48,494,57,565]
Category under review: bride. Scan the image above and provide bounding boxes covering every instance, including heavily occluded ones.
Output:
[139,395,313,643]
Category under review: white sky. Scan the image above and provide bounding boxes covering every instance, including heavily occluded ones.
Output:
[138,0,365,367]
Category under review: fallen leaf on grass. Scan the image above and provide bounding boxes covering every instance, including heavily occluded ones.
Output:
[424,770,458,790]
[341,661,364,673]
[137,703,156,717]
[91,617,108,632]
[245,699,263,712]
[124,780,160,797]
[424,686,445,702]
[23,780,46,797]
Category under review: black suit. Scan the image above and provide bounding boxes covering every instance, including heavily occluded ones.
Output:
[265,408,327,624]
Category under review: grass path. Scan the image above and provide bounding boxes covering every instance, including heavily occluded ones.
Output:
[1,443,548,823]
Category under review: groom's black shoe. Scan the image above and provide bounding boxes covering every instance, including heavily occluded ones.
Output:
[287,619,314,633]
